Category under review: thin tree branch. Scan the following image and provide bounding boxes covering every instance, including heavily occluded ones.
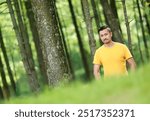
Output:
[0,1,7,6]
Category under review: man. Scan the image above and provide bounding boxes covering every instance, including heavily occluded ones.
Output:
[93,25,136,80]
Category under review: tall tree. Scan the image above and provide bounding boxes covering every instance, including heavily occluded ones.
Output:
[136,0,149,60]
[24,0,48,84]
[0,27,16,95]
[110,0,122,35]
[6,0,40,92]
[0,54,10,99]
[68,0,91,80]
[0,85,4,100]
[90,0,101,30]
[90,0,103,46]
[81,0,96,59]
[122,0,133,54]
[30,0,71,86]
[141,0,150,34]
[133,0,144,63]
[54,2,75,80]
[100,0,124,43]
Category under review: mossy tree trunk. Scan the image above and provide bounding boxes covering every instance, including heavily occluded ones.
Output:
[24,0,48,84]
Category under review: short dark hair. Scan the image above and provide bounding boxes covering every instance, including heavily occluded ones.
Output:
[98,25,111,33]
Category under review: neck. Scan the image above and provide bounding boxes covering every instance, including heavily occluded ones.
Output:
[104,41,114,48]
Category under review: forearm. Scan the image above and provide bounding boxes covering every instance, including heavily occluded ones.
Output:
[94,71,100,80]
[93,64,101,80]
[127,58,136,71]
[130,63,136,71]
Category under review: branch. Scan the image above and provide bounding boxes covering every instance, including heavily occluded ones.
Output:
[129,19,134,24]
[0,1,7,6]
[0,7,8,14]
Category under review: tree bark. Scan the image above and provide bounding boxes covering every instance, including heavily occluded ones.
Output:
[122,0,133,54]
[81,0,96,59]
[90,0,101,29]
[141,0,150,34]
[90,0,103,46]
[0,55,10,99]
[133,0,144,63]
[6,0,40,92]
[100,0,124,43]
[68,0,91,80]
[31,0,71,86]
[0,85,4,100]
[54,2,75,80]
[0,27,16,95]
[136,0,149,60]
[110,0,122,35]
[24,0,48,84]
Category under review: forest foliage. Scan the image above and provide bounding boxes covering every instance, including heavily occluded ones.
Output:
[0,0,150,103]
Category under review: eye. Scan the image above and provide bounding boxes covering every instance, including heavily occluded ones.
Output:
[104,33,108,36]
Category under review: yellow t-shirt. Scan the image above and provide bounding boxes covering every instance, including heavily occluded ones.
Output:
[93,42,132,76]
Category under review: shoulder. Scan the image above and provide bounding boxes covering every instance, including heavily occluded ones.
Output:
[115,42,125,46]
[96,45,105,52]
[94,46,105,56]
[114,42,128,48]
[115,42,131,57]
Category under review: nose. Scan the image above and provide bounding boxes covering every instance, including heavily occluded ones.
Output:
[102,36,107,40]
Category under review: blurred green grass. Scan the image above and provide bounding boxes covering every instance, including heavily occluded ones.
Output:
[3,63,150,104]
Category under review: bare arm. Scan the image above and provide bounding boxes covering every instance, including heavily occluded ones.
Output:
[127,57,136,71]
[93,64,101,80]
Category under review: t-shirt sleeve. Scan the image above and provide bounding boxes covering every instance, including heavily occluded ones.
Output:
[124,45,132,60]
[93,50,101,65]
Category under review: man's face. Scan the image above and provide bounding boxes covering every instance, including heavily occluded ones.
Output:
[99,28,112,44]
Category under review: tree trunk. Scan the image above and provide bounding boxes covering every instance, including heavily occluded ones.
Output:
[81,0,96,59]
[0,55,10,99]
[56,6,75,77]
[54,3,75,80]
[24,0,48,84]
[90,0,103,45]
[141,0,150,34]
[0,85,4,100]
[68,0,91,80]
[136,0,149,60]
[144,14,150,34]
[6,0,40,92]
[100,0,124,43]
[133,0,144,63]
[110,0,123,35]
[90,0,101,29]
[31,0,71,86]
[0,27,16,95]
[122,0,133,54]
